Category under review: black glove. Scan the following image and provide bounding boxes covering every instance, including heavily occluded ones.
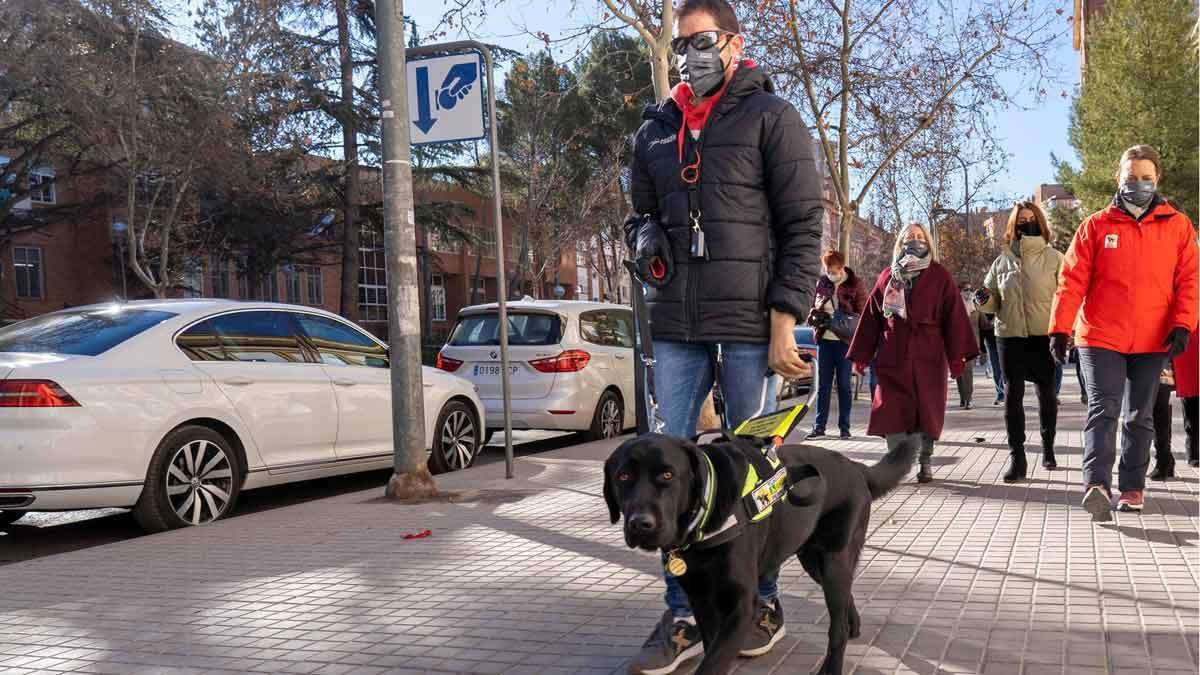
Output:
[1163,327,1191,358]
[974,288,991,306]
[1050,333,1069,365]
[633,216,674,288]
[622,214,642,251]
[806,308,831,329]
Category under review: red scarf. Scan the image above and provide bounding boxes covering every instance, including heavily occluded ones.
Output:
[670,59,757,163]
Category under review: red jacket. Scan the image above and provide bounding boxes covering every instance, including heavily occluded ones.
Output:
[1174,330,1200,398]
[848,262,979,439]
[1050,198,1199,354]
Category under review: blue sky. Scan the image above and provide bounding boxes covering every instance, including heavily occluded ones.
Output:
[405,0,1081,210]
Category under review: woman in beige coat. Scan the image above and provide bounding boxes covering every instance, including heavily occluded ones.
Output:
[977,201,1064,482]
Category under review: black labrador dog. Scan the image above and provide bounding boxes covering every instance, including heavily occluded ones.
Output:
[604,433,917,675]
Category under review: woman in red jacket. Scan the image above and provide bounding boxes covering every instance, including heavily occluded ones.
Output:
[849,223,978,483]
[1174,330,1199,468]
[806,249,868,438]
[1050,145,1199,520]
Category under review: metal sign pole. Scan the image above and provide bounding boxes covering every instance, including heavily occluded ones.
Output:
[407,41,514,479]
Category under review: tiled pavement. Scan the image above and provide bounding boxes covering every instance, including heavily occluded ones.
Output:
[0,374,1196,674]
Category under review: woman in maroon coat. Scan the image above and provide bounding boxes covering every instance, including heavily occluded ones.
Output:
[849,223,979,482]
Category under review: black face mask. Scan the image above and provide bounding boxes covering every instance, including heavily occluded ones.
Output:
[902,240,930,258]
[680,41,729,98]
[1016,221,1041,238]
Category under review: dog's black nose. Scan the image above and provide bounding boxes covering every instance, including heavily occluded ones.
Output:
[628,514,657,533]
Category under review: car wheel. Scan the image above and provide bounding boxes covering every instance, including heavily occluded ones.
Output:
[133,425,242,533]
[429,401,480,474]
[0,511,24,529]
[584,390,624,441]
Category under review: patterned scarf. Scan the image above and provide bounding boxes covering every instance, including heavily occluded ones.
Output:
[882,247,931,319]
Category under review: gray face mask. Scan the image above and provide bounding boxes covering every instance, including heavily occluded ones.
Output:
[680,43,728,97]
[902,240,930,259]
[1119,180,1156,208]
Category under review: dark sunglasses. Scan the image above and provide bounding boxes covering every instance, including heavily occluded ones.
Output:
[670,30,734,56]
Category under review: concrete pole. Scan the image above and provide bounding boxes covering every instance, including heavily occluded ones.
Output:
[378,0,437,500]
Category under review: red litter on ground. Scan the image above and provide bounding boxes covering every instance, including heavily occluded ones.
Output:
[402,530,431,540]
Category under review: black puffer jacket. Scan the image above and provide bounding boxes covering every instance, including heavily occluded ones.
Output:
[627,64,823,344]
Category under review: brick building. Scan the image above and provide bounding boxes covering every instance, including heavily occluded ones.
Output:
[0,160,575,339]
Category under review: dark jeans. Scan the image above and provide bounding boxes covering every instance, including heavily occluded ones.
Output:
[814,339,852,434]
[1054,363,1064,395]
[1153,384,1174,459]
[649,340,780,617]
[997,336,1059,452]
[1185,396,1199,462]
[1078,347,1166,492]
[981,330,1003,397]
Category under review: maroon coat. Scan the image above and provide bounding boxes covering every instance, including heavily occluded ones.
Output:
[809,267,868,343]
[848,262,979,439]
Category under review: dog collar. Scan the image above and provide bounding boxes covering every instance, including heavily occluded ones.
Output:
[681,451,717,547]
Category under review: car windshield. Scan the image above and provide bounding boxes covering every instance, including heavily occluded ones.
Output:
[0,307,177,356]
[447,312,562,346]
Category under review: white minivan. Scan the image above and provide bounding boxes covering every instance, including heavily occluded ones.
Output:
[436,300,636,441]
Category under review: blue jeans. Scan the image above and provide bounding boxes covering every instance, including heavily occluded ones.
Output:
[649,340,780,617]
[1054,362,1064,395]
[814,339,852,433]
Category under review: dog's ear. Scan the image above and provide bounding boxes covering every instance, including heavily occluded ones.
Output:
[603,454,621,524]
[786,463,824,507]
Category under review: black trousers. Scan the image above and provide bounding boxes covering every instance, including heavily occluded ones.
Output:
[997,336,1059,452]
[1153,384,1174,459]
[1185,396,1199,462]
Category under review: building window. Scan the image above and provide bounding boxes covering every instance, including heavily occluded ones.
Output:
[305,265,323,305]
[472,225,497,258]
[209,256,231,299]
[428,229,462,253]
[431,273,446,322]
[182,264,203,298]
[252,269,279,302]
[282,265,302,304]
[359,228,388,323]
[28,170,54,204]
[12,246,43,299]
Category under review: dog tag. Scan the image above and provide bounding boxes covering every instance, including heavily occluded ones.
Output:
[690,227,708,259]
[665,551,688,577]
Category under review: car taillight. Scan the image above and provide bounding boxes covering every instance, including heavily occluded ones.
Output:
[436,353,463,373]
[0,380,81,407]
[529,350,591,373]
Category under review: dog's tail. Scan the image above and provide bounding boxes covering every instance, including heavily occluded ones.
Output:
[864,435,919,499]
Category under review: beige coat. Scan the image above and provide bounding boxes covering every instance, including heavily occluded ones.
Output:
[980,236,1064,338]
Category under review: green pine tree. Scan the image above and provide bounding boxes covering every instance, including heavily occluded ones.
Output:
[1058,0,1199,221]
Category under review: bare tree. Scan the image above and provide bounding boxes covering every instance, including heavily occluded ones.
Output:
[743,0,1062,264]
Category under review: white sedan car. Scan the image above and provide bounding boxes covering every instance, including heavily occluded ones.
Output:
[0,300,485,532]
[436,299,635,441]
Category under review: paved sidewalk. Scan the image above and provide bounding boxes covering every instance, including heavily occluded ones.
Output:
[0,374,1196,674]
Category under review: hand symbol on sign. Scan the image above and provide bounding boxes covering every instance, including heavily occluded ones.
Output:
[437,62,478,111]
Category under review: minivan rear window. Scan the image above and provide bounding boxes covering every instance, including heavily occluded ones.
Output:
[0,307,176,356]
[447,312,562,346]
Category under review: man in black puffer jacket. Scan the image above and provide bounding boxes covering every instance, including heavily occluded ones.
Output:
[623,1,823,673]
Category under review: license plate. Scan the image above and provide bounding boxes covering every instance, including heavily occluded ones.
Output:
[473,364,520,377]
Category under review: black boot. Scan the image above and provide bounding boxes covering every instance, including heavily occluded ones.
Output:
[1150,450,1176,480]
[1002,449,1028,483]
[916,443,933,483]
[1041,434,1057,470]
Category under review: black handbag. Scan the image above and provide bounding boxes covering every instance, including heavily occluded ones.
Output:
[830,308,860,342]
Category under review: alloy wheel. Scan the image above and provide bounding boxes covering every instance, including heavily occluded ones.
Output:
[439,409,477,471]
[166,439,234,526]
[601,398,622,438]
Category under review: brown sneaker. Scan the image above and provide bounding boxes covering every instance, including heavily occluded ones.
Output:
[1081,484,1112,522]
[1117,490,1144,513]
